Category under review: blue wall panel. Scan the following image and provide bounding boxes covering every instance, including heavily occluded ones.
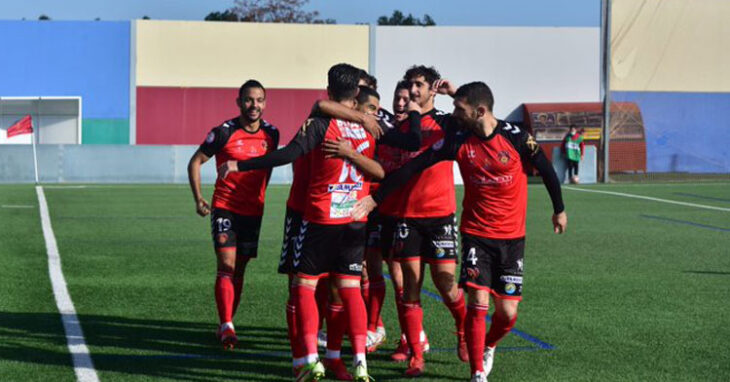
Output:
[0,21,129,119]
[611,91,730,173]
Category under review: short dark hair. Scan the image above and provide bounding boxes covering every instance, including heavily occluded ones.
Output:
[356,86,380,105]
[569,124,577,129]
[328,63,361,102]
[239,79,265,99]
[394,80,410,94]
[454,82,494,112]
[404,65,441,87]
[359,70,378,90]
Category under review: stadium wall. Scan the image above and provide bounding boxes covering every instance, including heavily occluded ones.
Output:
[373,26,601,120]
[134,20,368,145]
[610,0,730,173]
[0,21,130,144]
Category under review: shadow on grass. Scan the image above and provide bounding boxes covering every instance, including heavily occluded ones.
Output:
[0,312,469,381]
[683,270,730,276]
[0,311,292,381]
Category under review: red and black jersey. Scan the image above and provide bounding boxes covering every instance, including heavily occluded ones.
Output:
[293,118,377,225]
[377,109,456,218]
[236,115,377,225]
[373,120,564,240]
[199,117,279,217]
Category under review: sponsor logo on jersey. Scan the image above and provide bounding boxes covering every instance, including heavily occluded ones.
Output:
[469,174,513,186]
[500,275,523,284]
[206,131,216,143]
[328,182,364,193]
[526,134,539,155]
[517,259,523,272]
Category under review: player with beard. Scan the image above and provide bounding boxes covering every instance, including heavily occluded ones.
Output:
[351,81,567,381]
[187,80,279,349]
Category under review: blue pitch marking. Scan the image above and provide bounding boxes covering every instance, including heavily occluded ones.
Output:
[673,192,730,203]
[640,214,730,233]
[384,274,555,350]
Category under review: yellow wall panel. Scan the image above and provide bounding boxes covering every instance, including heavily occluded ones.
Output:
[611,0,730,92]
[136,20,369,88]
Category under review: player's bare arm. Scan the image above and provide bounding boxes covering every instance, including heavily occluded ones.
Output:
[322,137,385,180]
[315,99,383,139]
[433,79,457,97]
[187,149,212,216]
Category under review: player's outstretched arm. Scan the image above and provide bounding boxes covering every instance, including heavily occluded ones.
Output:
[379,102,423,151]
[314,100,383,139]
[187,150,211,216]
[218,141,304,179]
[322,137,385,179]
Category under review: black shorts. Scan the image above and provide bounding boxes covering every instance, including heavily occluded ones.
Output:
[294,221,367,279]
[378,214,398,260]
[459,233,525,300]
[366,210,381,250]
[210,208,262,257]
[277,207,304,274]
[391,214,458,264]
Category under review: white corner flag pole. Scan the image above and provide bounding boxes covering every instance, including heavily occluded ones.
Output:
[32,97,40,184]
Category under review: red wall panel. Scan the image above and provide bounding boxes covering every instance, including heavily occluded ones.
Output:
[137,87,328,145]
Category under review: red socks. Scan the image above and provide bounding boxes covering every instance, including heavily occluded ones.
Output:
[402,301,424,358]
[466,304,489,373]
[287,297,307,360]
[293,284,319,356]
[486,311,518,348]
[367,276,386,332]
[215,270,234,324]
[315,277,329,329]
[232,276,244,317]
[338,286,368,356]
[446,288,467,333]
[325,303,346,354]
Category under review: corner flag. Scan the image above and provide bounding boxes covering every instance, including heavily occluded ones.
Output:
[7,115,33,138]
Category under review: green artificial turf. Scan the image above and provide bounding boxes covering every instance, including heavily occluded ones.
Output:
[1,182,728,381]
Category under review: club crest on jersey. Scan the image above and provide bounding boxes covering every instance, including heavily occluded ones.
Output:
[261,141,268,150]
[498,150,511,164]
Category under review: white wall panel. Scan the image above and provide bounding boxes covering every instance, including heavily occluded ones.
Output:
[374,26,600,120]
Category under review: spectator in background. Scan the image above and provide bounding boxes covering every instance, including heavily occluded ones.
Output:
[562,124,584,184]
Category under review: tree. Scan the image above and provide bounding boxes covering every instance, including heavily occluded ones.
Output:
[205,0,335,23]
[38,14,51,21]
[377,10,435,26]
[205,10,239,21]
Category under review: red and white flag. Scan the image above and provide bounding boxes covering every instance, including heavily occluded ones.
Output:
[6,115,33,138]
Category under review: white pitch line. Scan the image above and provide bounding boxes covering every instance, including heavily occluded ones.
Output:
[36,186,100,382]
[1,204,34,208]
[563,186,730,212]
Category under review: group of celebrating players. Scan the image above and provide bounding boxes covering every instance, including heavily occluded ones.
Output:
[187,62,567,382]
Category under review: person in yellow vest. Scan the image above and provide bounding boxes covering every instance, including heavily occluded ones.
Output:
[562,124,584,184]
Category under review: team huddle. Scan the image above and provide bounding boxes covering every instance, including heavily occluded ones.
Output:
[187,63,567,382]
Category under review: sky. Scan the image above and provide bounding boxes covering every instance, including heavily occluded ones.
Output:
[0,0,600,27]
